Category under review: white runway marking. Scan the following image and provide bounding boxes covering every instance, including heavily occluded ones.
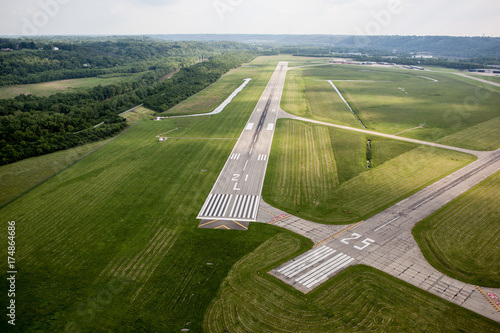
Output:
[374,216,401,232]
[230,153,240,160]
[258,154,268,161]
[246,123,254,130]
[277,246,336,277]
[229,195,260,220]
[267,124,274,131]
[276,246,355,289]
[199,194,232,218]
[296,254,354,288]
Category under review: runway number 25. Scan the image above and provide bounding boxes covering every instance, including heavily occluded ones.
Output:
[340,233,375,251]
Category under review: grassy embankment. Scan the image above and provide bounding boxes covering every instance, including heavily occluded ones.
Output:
[413,170,500,287]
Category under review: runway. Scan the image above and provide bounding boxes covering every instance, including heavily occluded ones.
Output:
[197,62,288,223]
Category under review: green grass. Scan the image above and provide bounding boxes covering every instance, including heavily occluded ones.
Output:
[0,73,146,99]
[205,233,500,332]
[0,56,493,332]
[0,140,112,206]
[263,119,475,224]
[469,74,500,84]
[413,170,500,287]
[282,65,500,149]
[438,115,500,150]
[0,58,279,332]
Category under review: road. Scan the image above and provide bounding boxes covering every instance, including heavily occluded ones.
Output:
[197,62,288,227]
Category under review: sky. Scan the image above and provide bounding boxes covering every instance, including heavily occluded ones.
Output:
[1,0,499,37]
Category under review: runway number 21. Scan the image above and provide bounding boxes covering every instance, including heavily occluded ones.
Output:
[340,233,375,251]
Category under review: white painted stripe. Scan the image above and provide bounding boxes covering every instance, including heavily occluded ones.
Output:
[210,194,228,217]
[285,248,337,278]
[374,216,401,232]
[243,160,249,171]
[246,196,255,218]
[303,257,354,288]
[246,123,254,130]
[278,246,332,275]
[251,196,260,220]
[303,258,355,288]
[241,196,251,218]
[198,194,213,217]
[217,195,232,217]
[229,195,241,218]
[284,248,337,278]
[267,124,274,131]
[296,253,346,284]
[277,246,330,274]
[222,195,232,217]
[203,194,220,216]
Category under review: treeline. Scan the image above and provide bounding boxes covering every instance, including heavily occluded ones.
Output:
[0,48,255,165]
[144,52,255,111]
[0,37,254,86]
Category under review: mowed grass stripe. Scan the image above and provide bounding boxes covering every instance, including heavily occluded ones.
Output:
[264,121,339,209]
[204,233,500,332]
[413,170,500,287]
[264,119,475,224]
[0,57,288,332]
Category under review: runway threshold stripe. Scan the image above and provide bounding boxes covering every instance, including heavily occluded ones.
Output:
[303,257,355,288]
[277,246,328,273]
[295,254,345,284]
[199,194,213,217]
[202,194,218,216]
[279,248,333,276]
[229,195,242,218]
[285,248,337,278]
[206,194,224,216]
[298,253,354,285]
[278,246,331,275]
[215,195,232,217]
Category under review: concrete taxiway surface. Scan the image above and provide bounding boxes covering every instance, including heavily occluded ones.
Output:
[269,145,500,321]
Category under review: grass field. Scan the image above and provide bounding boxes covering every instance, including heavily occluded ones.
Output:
[0,140,112,206]
[0,58,280,332]
[413,170,500,287]
[205,233,500,332]
[0,56,495,332]
[0,73,146,99]
[281,64,500,150]
[158,59,275,117]
[263,119,475,224]
[469,74,500,84]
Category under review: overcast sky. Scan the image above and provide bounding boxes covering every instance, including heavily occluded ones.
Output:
[1,0,499,37]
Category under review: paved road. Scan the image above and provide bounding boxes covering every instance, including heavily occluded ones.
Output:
[197,62,288,223]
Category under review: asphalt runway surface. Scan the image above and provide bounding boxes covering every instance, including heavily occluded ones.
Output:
[197,61,288,224]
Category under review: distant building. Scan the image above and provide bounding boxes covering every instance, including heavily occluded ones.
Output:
[1,48,13,52]
[52,46,59,51]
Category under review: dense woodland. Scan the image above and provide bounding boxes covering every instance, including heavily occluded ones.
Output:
[156,34,500,60]
[0,38,256,165]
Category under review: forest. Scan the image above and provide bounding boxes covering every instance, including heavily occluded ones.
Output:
[0,37,256,165]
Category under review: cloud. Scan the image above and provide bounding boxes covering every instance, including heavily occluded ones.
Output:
[0,0,498,36]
